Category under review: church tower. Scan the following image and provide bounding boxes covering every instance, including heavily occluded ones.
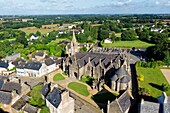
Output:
[70,30,79,56]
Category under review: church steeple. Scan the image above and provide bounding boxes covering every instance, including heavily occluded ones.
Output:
[70,30,79,56]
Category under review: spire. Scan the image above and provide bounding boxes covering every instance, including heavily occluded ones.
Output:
[72,29,77,44]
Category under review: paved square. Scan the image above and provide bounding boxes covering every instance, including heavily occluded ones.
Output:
[161,69,170,84]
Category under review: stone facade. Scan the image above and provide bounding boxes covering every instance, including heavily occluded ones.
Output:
[62,51,131,91]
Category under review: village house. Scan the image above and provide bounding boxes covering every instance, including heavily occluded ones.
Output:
[41,83,74,113]
[14,58,56,77]
[0,76,30,108]
[0,60,15,75]
[30,34,38,41]
[104,38,112,43]
[5,53,21,62]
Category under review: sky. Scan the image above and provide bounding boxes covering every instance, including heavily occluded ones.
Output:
[0,0,170,15]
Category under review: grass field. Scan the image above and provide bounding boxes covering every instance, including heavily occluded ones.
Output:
[19,24,67,35]
[68,82,90,96]
[53,73,65,81]
[47,38,68,46]
[103,40,154,48]
[137,67,170,98]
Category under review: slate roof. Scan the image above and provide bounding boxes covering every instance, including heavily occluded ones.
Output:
[71,52,119,69]
[109,91,131,113]
[109,100,122,113]
[24,62,42,70]
[12,59,26,69]
[35,52,44,57]
[110,67,131,83]
[140,101,160,113]
[0,60,8,68]
[115,67,130,78]
[41,83,51,98]
[46,88,62,108]
[2,82,22,94]
[119,76,131,83]
[45,58,55,66]
[117,91,131,113]
[12,95,29,111]
[24,103,38,113]
[0,91,12,104]
[0,79,4,90]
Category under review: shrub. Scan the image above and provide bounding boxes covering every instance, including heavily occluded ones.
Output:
[162,83,170,91]
[138,74,144,82]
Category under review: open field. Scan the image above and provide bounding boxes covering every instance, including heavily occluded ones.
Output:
[47,38,68,46]
[103,40,154,48]
[68,82,90,96]
[137,67,170,98]
[91,24,103,27]
[19,24,68,35]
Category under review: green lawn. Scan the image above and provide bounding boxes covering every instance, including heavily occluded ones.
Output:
[53,73,65,81]
[68,82,90,96]
[80,75,93,86]
[103,40,154,48]
[137,67,170,98]
[29,84,45,107]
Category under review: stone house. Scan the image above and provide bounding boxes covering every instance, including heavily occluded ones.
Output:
[35,51,46,61]
[41,83,74,113]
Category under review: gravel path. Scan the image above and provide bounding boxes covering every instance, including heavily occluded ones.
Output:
[161,69,170,84]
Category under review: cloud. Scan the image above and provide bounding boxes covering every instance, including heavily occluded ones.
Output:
[113,0,132,6]
[155,1,160,5]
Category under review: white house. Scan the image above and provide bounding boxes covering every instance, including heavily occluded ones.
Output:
[45,58,57,73]
[104,38,112,43]
[30,34,38,41]
[0,60,15,75]
[15,58,57,77]
[68,25,75,29]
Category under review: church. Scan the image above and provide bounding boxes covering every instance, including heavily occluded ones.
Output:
[63,30,131,92]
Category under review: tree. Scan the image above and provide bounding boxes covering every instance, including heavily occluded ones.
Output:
[16,37,28,47]
[98,30,109,40]
[59,22,63,26]
[80,47,87,52]
[36,31,41,36]
[34,24,42,28]
[121,30,137,41]
[139,32,150,42]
